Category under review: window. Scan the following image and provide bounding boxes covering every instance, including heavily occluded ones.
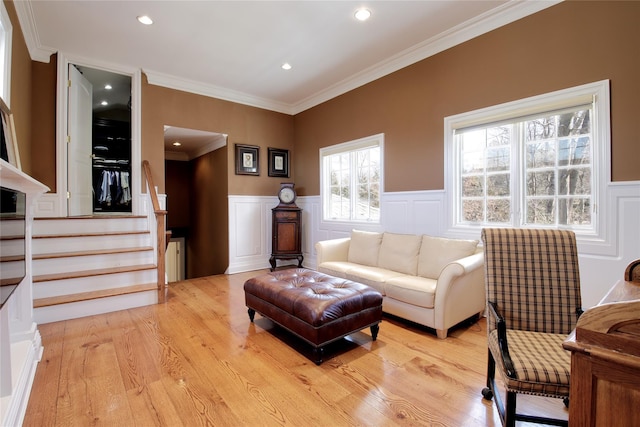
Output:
[0,1,11,104]
[445,81,610,237]
[320,134,383,223]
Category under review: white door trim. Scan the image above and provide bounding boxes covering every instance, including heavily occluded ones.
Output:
[52,53,142,217]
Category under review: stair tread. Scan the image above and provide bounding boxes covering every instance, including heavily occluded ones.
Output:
[34,283,158,308]
[34,230,150,239]
[34,246,154,260]
[35,215,146,220]
[33,264,157,282]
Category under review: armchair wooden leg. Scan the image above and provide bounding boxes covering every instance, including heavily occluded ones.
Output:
[505,391,516,427]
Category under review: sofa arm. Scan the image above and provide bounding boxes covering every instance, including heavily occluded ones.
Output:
[315,238,351,265]
[433,252,486,335]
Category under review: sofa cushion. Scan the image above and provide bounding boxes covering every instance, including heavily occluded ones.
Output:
[385,275,437,309]
[344,265,405,295]
[347,230,383,267]
[378,232,422,275]
[418,235,478,279]
[317,261,360,279]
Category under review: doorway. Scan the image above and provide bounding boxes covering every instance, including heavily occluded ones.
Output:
[71,65,132,214]
[163,126,228,279]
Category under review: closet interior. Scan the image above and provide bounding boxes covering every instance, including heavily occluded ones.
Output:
[76,65,133,213]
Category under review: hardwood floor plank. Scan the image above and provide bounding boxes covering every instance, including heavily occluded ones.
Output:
[24,270,567,426]
[125,380,185,427]
[104,309,163,392]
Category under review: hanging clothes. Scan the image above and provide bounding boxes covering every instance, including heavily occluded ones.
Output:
[120,171,131,204]
[96,169,131,206]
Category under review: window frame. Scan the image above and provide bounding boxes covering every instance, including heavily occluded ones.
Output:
[444,80,610,242]
[0,1,12,105]
[320,133,384,225]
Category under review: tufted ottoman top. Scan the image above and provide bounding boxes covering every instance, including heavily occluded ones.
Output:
[243,268,382,327]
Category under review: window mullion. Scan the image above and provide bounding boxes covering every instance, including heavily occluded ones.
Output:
[508,122,520,227]
[350,151,357,221]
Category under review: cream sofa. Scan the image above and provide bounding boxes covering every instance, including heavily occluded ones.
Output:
[315,230,485,339]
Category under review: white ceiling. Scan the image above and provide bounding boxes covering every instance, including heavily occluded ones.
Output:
[16,1,558,115]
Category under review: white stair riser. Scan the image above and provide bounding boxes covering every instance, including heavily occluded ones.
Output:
[1,260,24,280]
[33,251,154,276]
[34,217,148,235]
[33,268,157,299]
[34,290,158,324]
[33,233,151,255]
[0,218,25,235]
[1,239,24,257]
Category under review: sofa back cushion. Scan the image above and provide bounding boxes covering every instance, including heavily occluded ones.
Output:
[418,235,479,279]
[347,230,383,267]
[378,232,422,275]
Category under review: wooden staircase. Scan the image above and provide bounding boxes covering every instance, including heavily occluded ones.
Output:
[32,215,160,324]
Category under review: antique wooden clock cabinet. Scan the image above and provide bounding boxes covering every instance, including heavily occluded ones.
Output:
[269,183,303,271]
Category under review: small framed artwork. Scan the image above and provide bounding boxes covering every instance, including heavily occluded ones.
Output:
[268,148,289,178]
[235,144,259,176]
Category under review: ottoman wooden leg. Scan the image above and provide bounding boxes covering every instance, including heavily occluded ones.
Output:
[371,323,380,341]
[248,308,256,322]
[313,347,324,365]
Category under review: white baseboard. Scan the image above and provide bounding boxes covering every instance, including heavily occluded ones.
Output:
[0,327,42,427]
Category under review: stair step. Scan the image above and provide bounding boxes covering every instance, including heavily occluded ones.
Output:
[34,230,149,239]
[33,246,153,260]
[33,283,158,308]
[33,231,152,255]
[34,216,148,235]
[35,215,146,219]
[33,264,157,283]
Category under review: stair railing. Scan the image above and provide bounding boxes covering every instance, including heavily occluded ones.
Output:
[142,160,167,302]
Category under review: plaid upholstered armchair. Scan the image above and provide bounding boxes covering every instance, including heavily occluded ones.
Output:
[480,228,583,427]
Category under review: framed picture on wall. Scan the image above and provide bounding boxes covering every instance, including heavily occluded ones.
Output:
[268,148,289,178]
[235,144,260,175]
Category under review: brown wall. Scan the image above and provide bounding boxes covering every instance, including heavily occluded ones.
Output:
[293,1,640,195]
[30,56,57,190]
[165,159,191,229]
[188,148,229,277]
[4,0,33,174]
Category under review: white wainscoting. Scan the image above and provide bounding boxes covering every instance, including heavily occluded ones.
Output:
[227,195,276,274]
[229,182,640,310]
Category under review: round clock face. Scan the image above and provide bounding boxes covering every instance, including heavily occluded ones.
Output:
[279,187,296,204]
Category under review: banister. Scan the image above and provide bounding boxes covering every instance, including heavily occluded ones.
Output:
[142,160,162,214]
[142,160,167,302]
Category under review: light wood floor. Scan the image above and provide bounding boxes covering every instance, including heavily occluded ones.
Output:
[24,270,567,426]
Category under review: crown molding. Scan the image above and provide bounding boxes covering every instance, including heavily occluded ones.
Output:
[144,69,295,115]
[13,0,56,63]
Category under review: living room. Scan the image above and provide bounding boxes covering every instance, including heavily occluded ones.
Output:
[1,1,639,425]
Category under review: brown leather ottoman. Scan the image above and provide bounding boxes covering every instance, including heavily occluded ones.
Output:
[244,268,383,364]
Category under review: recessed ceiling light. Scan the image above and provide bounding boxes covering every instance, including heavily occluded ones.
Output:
[354,8,371,21]
[281,63,292,70]
[101,101,108,106]
[173,142,181,147]
[104,84,112,90]
[137,15,153,25]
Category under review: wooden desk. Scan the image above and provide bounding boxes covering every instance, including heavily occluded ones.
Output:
[563,279,640,427]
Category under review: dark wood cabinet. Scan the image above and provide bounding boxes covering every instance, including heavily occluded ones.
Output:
[269,207,303,271]
[563,270,640,427]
